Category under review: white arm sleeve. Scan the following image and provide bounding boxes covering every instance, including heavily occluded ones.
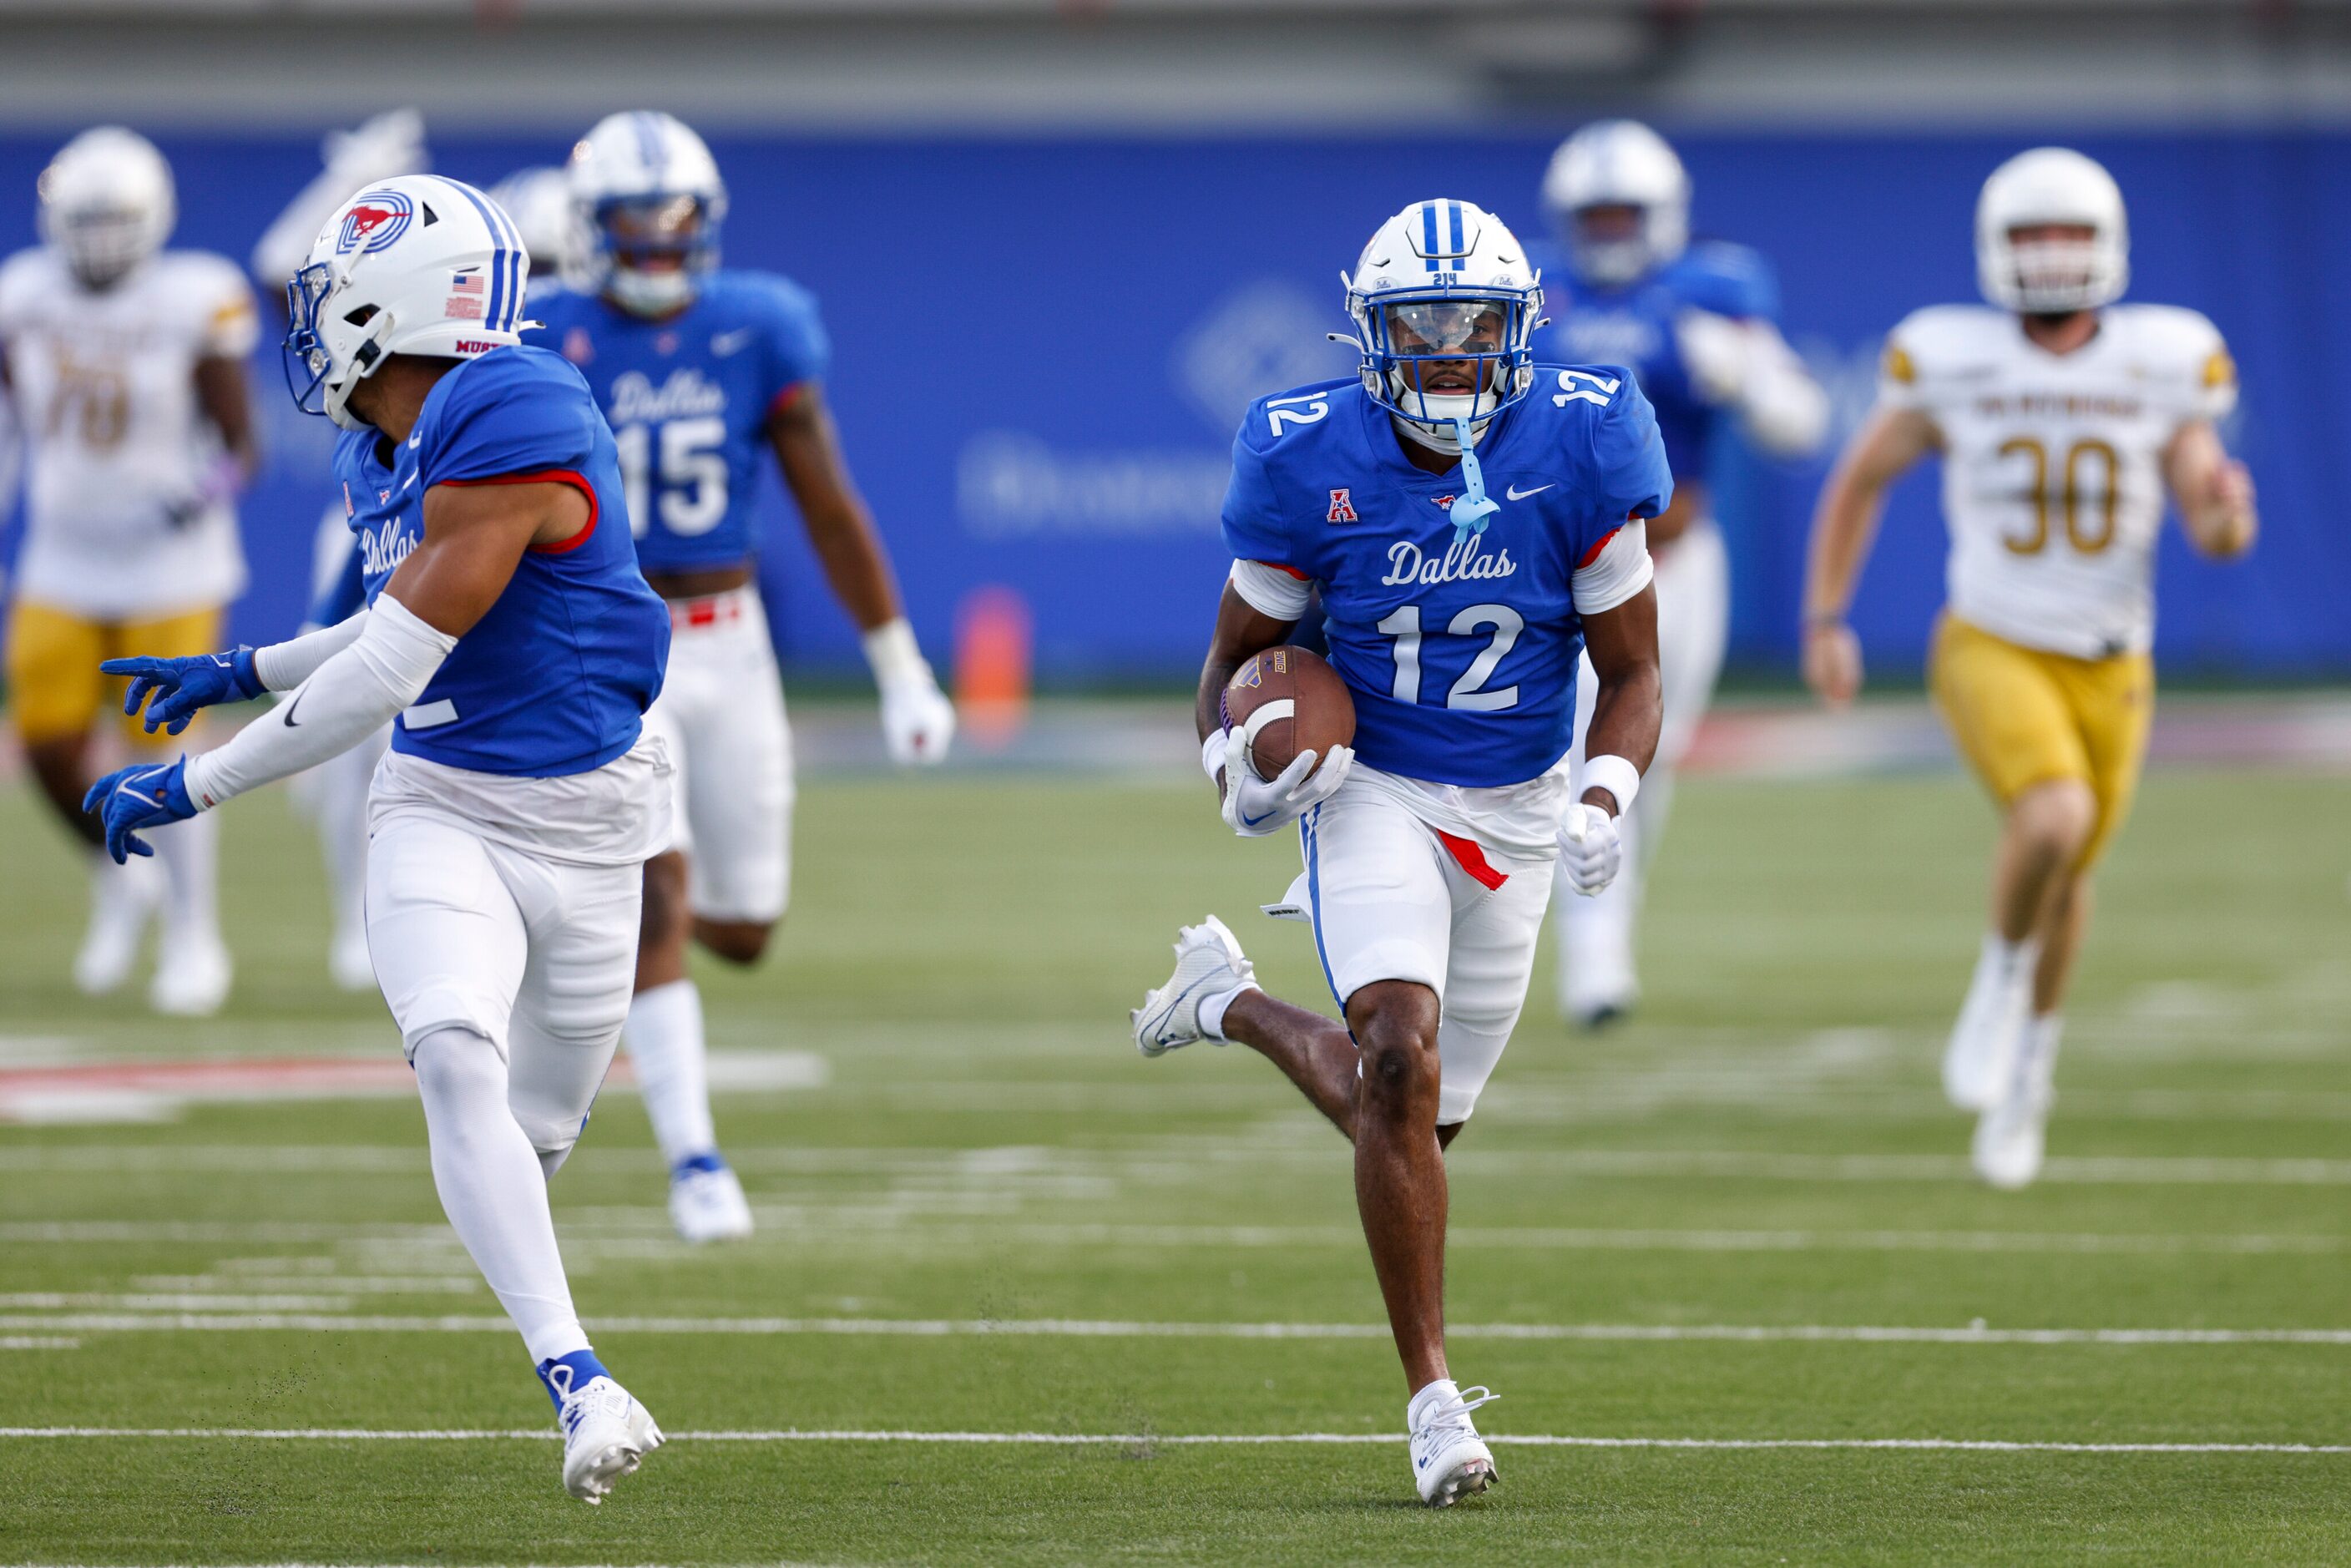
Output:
[1572,522,1655,616]
[1735,321,1832,457]
[254,611,369,693]
[184,594,453,810]
[1228,559,1314,621]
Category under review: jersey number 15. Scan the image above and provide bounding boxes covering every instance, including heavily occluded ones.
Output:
[614,417,729,539]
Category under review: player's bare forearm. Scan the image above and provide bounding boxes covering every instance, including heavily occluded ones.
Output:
[2165,420,2258,559]
[769,384,903,630]
[194,355,260,482]
[1805,405,1936,620]
[1196,584,1299,749]
[1579,584,1661,813]
[392,481,590,639]
[1645,487,1701,549]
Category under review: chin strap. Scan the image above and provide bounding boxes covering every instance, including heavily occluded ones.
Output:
[1449,417,1499,544]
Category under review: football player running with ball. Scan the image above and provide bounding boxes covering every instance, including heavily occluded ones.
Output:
[1133,200,1666,1505]
[89,176,675,1502]
[1804,149,2257,1188]
[1538,120,1830,1027]
[529,113,955,1243]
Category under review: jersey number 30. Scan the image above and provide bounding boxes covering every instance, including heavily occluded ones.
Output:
[1374,604,1523,711]
[614,417,729,539]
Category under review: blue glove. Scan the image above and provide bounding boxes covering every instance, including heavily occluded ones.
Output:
[83,759,199,864]
[102,648,265,736]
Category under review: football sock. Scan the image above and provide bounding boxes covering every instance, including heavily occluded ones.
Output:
[411,1024,590,1363]
[535,1348,611,1410]
[622,978,718,1168]
[1196,981,1257,1041]
[1979,931,2041,989]
[152,806,220,943]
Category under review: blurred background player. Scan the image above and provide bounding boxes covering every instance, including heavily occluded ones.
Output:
[1536,120,1830,1027]
[530,112,956,1242]
[1134,199,1666,1505]
[1802,147,2257,1189]
[253,109,430,991]
[0,126,258,1014]
[91,174,674,1500]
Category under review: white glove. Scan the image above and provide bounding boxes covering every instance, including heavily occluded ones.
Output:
[879,674,955,766]
[1674,307,1754,407]
[1558,802,1622,897]
[864,618,953,765]
[1220,741,1354,838]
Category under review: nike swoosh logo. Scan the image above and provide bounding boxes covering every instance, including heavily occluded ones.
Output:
[1505,483,1555,500]
[282,690,306,727]
[399,473,418,493]
[710,328,756,356]
[1239,807,1277,828]
[407,432,422,448]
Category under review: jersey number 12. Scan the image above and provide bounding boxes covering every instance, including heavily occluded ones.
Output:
[1374,604,1523,711]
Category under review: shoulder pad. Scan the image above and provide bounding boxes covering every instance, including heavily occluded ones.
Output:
[2111,304,2234,400]
[0,248,45,311]
[1672,241,1778,319]
[1236,377,1360,458]
[1883,304,2005,387]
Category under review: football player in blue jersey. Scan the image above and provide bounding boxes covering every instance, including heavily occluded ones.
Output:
[528,113,955,1244]
[88,176,673,1504]
[1537,121,1830,1026]
[1132,200,1666,1505]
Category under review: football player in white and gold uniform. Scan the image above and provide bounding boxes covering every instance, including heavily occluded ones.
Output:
[0,128,259,1014]
[1802,148,2256,1188]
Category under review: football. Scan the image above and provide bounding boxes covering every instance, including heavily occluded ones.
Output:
[1222,645,1356,781]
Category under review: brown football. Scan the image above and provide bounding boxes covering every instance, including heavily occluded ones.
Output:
[1222,645,1356,781]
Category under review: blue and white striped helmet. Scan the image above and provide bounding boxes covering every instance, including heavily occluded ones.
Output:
[282,174,533,431]
[568,111,727,316]
[1342,200,1544,453]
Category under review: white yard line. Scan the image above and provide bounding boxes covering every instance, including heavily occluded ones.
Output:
[3,1313,2351,1345]
[0,1426,2344,1454]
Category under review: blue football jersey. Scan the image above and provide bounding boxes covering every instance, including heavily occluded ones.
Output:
[335,346,670,778]
[526,271,829,574]
[1221,370,1671,788]
[1537,240,1778,480]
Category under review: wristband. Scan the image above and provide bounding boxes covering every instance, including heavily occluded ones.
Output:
[862,618,928,689]
[1201,728,1229,782]
[1580,753,1641,816]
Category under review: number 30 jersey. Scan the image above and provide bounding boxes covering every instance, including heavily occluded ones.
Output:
[1221,368,1672,790]
[1880,302,2237,660]
[527,271,829,574]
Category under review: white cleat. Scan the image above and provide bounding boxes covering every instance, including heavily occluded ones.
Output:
[149,934,231,1018]
[1409,1379,1499,1507]
[1943,955,2030,1113]
[1130,915,1256,1058]
[554,1369,664,1504]
[669,1161,755,1243]
[1974,1021,2060,1191]
[75,855,159,995]
[328,923,375,993]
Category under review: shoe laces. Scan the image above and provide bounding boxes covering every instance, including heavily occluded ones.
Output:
[547,1365,629,1437]
[1413,1385,1498,1443]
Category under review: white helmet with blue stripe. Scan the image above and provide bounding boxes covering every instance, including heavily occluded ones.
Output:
[282,174,533,432]
[568,111,727,316]
[1342,199,1544,455]
[1542,120,1690,286]
[489,165,589,292]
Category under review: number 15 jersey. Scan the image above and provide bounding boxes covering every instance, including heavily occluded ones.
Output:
[527,271,828,573]
[1221,368,1671,790]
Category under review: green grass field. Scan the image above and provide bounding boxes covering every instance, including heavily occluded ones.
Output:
[3,759,2350,1565]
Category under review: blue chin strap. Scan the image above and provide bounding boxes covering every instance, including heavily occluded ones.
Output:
[1449,417,1499,544]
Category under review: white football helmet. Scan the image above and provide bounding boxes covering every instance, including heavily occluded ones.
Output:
[490,165,589,291]
[282,174,532,432]
[568,112,727,316]
[38,127,175,291]
[1342,199,1543,454]
[1541,120,1690,288]
[1976,147,2129,314]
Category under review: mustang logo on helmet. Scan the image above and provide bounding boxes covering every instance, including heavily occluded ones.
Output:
[336,189,415,256]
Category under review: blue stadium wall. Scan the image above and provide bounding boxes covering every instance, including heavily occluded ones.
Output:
[0,129,2333,682]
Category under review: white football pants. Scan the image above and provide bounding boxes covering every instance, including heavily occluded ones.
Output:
[1555,518,1731,1019]
[642,585,795,923]
[1301,776,1555,1126]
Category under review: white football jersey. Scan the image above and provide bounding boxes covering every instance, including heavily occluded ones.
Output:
[1880,302,2236,659]
[0,247,258,618]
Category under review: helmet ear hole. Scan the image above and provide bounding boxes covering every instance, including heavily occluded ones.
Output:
[343,305,378,326]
